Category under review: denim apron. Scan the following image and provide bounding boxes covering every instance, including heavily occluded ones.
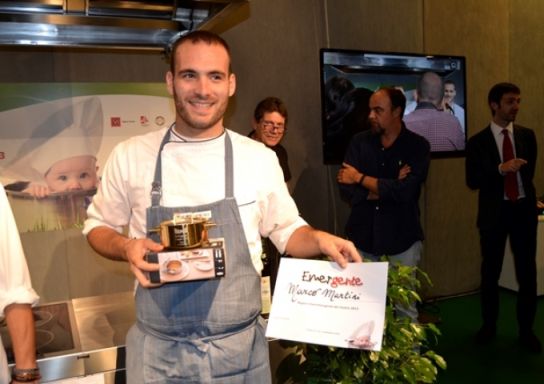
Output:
[125,130,270,383]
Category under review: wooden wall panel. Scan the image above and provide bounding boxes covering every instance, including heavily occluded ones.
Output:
[325,0,423,52]
[223,0,331,229]
[510,0,544,195]
[422,0,510,297]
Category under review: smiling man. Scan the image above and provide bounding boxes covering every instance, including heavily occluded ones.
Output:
[249,97,291,183]
[443,79,466,133]
[83,31,360,383]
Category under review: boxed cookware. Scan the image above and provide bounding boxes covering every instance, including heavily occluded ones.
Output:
[146,238,226,284]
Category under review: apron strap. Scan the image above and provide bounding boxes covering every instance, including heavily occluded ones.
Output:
[224,132,234,198]
[150,126,173,207]
[151,127,234,206]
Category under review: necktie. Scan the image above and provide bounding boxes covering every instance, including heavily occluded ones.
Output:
[502,129,518,201]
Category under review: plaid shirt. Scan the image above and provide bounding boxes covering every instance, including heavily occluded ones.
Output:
[404,102,465,152]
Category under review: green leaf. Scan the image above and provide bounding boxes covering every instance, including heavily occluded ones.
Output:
[275,261,446,383]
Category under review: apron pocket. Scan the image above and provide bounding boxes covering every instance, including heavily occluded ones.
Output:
[143,333,206,383]
[208,320,269,380]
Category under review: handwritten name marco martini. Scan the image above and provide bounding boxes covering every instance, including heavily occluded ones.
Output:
[288,271,364,303]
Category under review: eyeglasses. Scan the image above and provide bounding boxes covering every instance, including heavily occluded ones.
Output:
[261,120,286,133]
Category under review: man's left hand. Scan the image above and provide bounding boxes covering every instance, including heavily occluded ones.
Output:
[314,231,362,267]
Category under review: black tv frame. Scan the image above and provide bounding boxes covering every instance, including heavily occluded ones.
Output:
[320,48,467,164]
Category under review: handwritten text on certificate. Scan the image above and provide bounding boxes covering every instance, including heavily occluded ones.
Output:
[265,259,388,351]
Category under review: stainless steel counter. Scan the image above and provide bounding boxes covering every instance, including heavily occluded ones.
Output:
[72,291,135,352]
[36,291,135,383]
[19,291,290,383]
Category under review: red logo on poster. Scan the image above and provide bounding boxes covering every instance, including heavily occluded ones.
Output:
[111,117,121,127]
[140,115,149,126]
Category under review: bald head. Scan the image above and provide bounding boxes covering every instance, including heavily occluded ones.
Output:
[417,72,444,106]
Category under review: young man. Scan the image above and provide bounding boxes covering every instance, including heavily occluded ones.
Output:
[443,79,466,133]
[466,82,540,353]
[83,31,360,383]
[337,87,430,322]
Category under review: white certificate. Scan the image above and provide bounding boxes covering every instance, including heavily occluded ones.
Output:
[265,258,388,351]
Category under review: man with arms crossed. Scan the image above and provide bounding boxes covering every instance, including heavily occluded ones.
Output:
[83,31,360,383]
[337,87,430,323]
[466,82,540,353]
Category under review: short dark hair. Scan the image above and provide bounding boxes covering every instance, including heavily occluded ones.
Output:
[253,97,288,126]
[168,30,231,74]
[378,87,406,117]
[488,82,520,106]
[444,79,456,88]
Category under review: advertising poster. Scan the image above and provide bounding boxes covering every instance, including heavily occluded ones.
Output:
[0,83,175,232]
[266,258,388,351]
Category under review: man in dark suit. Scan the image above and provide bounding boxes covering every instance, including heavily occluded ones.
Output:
[466,82,540,353]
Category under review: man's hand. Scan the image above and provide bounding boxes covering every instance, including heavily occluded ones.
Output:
[500,158,527,173]
[367,191,379,200]
[337,162,362,185]
[398,164,411,180]
[122,238,164,288]
[285,227,362,268]
[314,231,362,268]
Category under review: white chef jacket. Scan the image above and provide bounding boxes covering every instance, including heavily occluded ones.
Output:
[83,127,307,272]
[0,184,40,383]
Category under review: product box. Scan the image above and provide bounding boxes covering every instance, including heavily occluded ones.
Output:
[146,238,226,284]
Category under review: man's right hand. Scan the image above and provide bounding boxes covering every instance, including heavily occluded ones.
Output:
[500,158,527,173]
[122,238,164,288]
[337,162,362,185]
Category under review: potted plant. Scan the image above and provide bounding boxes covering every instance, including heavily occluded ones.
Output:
[275,262,447,384]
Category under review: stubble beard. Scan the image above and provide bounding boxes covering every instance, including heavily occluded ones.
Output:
[174,91,228,132]
[500,110,517,124]
[371,123,385,136]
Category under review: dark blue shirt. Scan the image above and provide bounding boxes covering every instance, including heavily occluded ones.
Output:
[339,125,430,255]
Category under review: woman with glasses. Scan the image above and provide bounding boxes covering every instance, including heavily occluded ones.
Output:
[249,97,291,184]
[248,97,292,308]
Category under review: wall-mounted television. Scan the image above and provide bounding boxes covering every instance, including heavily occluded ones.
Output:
[320,48,467,164]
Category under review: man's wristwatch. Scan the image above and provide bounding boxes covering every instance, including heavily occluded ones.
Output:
[358,174,366,185]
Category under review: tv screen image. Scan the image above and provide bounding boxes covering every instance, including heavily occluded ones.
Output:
[320,49,467,164]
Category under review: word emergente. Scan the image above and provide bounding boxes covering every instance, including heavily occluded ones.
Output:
[301,271,363,288]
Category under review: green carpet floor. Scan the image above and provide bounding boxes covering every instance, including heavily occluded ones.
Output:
[426,289,544,383]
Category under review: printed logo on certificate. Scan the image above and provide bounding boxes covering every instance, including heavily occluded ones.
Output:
[265,258,388,351]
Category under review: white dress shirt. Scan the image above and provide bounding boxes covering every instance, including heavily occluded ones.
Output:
[0,184,40,383]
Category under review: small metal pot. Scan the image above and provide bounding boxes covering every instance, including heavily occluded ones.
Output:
[150,219,215,250]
